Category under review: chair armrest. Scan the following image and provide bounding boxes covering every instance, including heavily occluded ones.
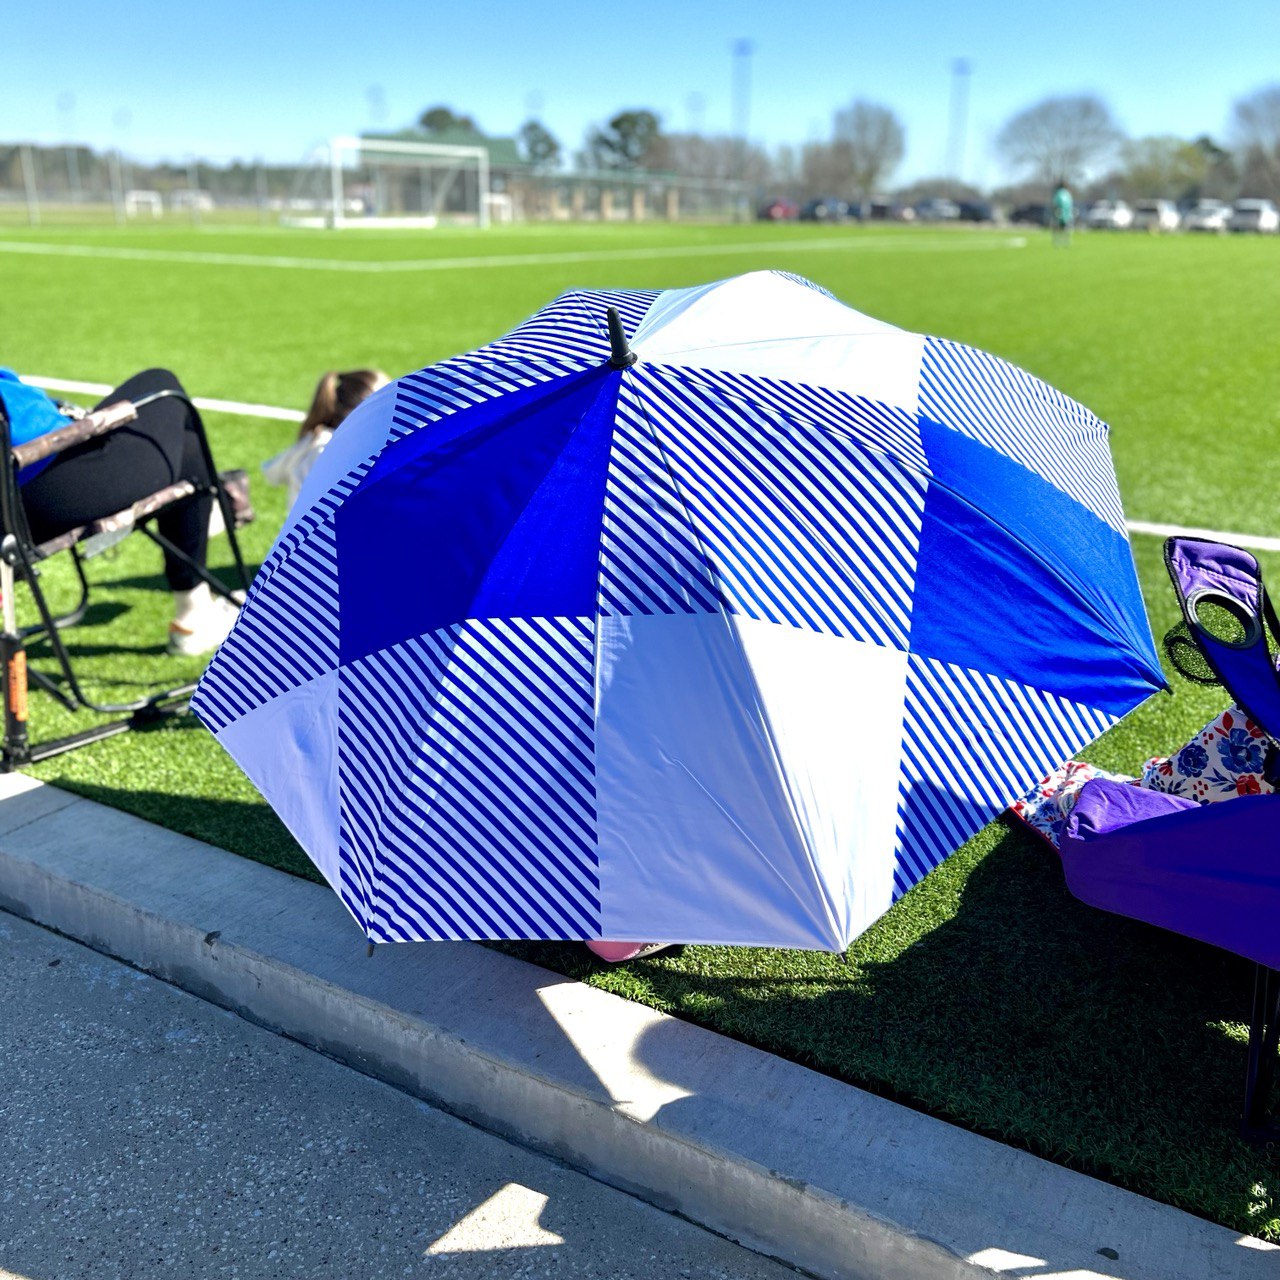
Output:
[11,400,139,470]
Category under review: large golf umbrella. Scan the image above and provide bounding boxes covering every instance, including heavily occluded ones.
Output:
[194,271,1165,951]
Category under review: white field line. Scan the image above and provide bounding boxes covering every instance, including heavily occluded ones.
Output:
[1125,520,1280,554]
[0,234,1027,274]
[27,374,1280,554]
[23,375,304,423]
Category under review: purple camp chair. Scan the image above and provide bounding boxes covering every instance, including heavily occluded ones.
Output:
[1059,537,1280,1141]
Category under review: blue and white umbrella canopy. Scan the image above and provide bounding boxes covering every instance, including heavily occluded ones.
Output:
[194,271,1164,952]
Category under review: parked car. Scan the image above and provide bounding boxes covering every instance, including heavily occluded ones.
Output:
[1229,198,1280,233]
[913,197,960,222]
[1131,199,1180,232]
[956,200,995,223]
[857,198,915,221]
[756,197,799,222]
[1181,199,1232,233]
[1085,200,1134,229]
[799,197,852,222]
[1009,203,1050,226]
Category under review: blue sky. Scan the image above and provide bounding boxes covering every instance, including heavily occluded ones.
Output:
[14,0,1277,185]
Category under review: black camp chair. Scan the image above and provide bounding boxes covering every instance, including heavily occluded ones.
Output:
[0,390,252,768]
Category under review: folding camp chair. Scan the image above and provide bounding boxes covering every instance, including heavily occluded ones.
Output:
[1057,536,1280,1143]
[0,388,253,768]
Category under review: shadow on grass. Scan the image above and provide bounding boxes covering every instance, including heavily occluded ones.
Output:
[98,559,265,594]
[33,763,1280,1240]
[509,821,1280,1238]
[27,638,174,662]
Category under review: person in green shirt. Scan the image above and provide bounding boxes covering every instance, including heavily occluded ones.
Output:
[1052,180,1074,246]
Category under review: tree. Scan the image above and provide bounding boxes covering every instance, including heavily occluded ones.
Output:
[518,119,561,170]
[583,109,661,170]
[647,131,771,186]
[1230,84,1280,199]
[1191,135,1238,200]
[799,142,849,199]
[831,101,906,198]
[996,94,1122,186]
[417,105,479,136]
[1115,136,1207,201]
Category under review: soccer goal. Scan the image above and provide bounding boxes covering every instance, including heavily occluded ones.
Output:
[284,135,492,229]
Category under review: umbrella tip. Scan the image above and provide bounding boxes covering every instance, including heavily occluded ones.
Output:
[606,307,637,370]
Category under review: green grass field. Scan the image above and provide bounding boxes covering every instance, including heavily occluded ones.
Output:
[3,218,1279,1238]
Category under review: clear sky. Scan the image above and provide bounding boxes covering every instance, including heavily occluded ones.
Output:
[13,0,1277,185]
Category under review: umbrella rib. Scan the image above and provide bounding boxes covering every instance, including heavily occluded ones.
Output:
[612,370,848,951]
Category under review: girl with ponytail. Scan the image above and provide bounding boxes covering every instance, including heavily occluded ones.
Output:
[262,368,389,511]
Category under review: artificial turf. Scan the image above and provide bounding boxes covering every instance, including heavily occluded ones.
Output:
[2,219,1278,1238]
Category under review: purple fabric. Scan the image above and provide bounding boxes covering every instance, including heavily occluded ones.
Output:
[1166,537,1280,740]
[1060,778,1280,970]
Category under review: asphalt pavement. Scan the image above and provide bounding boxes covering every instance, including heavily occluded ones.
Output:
[0,911,799,1280]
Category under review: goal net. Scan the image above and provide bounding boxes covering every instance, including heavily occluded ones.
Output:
[285,136,491,229]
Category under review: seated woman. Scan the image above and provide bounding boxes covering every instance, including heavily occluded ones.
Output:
[0,366,239,656]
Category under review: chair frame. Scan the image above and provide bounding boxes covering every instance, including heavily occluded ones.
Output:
[1243,963,1280,1143]
[0,388,251,768]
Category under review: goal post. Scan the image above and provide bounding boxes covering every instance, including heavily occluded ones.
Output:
[295,135,491,229]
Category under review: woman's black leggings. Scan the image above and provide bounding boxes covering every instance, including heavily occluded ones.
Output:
[21,368,214,591]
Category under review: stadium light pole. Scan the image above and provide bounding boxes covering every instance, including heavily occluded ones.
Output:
[19,145,41,228]
[731,38,754,220]
[686,91,707,135]
[56,91,82,202]
[187,156,202,227]
[946,57,972,197]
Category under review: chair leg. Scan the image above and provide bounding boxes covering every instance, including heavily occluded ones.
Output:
[19,546,90,640]
[142,525,244,600]
[1241,964,1280,1144]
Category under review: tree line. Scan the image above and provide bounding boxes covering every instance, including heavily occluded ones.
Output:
[419,84,1280,204]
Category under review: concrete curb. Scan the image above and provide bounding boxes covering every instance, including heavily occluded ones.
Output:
[0,773,1273,1280]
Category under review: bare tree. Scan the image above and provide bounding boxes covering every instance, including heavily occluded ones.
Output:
[1230,84,1280,198]
[996,94,1122,186]
[799,142,848,200]
[831,101,905,198]
[648,132,771,186]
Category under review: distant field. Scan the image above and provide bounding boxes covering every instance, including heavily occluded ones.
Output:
[3,218,1279,1237]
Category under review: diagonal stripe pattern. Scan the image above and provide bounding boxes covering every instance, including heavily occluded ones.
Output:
[480,288,661,366]
[618,363,928,648]
[598,378,721,616]
[769,269,838,298]
[919,336,1126,534]
[193,467,365,733]
[391,354,587,438]
[337,616,601,943]
[893,654,1119,898]
[666,365,929,474]
[196,272,1159,952]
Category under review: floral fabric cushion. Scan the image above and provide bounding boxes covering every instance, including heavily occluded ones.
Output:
[1010,760,1135,849]
[1012,704,1280,848]
[1140,705,1279,801]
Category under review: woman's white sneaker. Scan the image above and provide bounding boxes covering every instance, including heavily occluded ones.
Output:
[168,595,241,656]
